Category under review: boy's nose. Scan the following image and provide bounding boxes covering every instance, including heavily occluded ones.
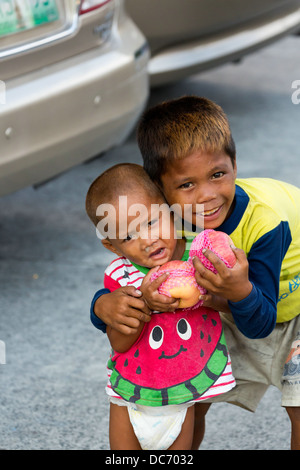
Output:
[196,185,217,204]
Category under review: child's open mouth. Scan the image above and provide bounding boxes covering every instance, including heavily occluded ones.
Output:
[149,247,166,259]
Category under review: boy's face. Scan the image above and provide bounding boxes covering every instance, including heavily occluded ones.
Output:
[160,150,237,230]
[102,190,184,268]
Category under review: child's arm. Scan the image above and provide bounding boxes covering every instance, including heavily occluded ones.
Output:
[107,320,144,353]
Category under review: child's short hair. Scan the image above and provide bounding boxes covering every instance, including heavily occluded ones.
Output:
[85,163,163,228]
[137,96,236,185]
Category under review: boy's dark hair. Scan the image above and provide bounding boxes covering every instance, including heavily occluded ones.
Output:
[137,96,236,185]
[85,163,163,228]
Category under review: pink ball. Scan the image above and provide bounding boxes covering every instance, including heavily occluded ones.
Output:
[189,229,236,273]
[151,260,206,309]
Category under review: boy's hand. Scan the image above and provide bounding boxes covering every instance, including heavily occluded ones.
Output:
[94,287,151,335]
[140,267,180,312]
[193,246,253,303]
[199,293,231,313]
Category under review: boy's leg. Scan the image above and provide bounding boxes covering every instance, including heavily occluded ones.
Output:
[280,321,300,450]
[192,402,211,449]
[168,405,195,450]
[285,407,300,450]
[109,403,141,450]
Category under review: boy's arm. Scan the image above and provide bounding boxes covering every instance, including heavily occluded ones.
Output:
[194,249,276,338]
[93,286,151,334]
[90,288,110,332]
[98,273,150,351]
[194,222,291,339]
[91,273,151,334]
[228,221,291,338]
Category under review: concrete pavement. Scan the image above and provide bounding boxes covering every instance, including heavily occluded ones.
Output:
[0,35,299,450]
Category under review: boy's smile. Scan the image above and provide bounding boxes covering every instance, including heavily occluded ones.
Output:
[160,151,237,230]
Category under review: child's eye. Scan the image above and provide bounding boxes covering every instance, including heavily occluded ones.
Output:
[179,182,193,189]
[211,172,224,179]
[123,234,135,242]
[148,218,158,227]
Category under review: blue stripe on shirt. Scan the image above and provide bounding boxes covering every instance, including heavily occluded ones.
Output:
[228,221,291,338]
[90,288,109,332]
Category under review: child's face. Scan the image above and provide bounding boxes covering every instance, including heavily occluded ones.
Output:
[160,150,237,230]
[102,191,184,268]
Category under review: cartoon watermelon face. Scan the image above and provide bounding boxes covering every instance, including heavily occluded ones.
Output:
[108,307,228,406]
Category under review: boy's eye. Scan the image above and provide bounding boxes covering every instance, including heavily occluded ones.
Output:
[211,171,224,179]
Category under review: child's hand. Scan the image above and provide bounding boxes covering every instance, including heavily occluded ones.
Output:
[140,267,180,312]
[94,287,151,335]
[193,246,253,303]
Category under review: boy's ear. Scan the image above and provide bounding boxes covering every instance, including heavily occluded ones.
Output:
[233,159,237,178]
[101,238,122,257]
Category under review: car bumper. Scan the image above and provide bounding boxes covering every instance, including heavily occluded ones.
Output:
[0,38,149,196]
[149,8,300,86]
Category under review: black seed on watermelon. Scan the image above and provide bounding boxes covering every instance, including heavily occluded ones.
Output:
[136,366,142,374]
[200,349,204,357]
[202,314,207,320]
[212,319,217,326]
[178,319,187,334]
[134,349,139,358]
[124,359,128,367]
[200,331,204,339]
[208,335,211,343]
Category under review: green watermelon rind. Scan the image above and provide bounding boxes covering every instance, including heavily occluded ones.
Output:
[108,330,228,406]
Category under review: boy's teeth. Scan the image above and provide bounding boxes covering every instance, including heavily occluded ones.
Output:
[202,207,219,216]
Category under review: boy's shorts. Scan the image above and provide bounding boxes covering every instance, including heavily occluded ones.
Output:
[204,312,300,411]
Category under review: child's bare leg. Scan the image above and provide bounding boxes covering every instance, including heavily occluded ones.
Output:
[192,402,211,449]
[168,405,195,450]
[286,406,300,450]
[109,403,141,450]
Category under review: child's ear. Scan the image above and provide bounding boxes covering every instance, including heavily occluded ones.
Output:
[101,238,122,257]
[233,159,237,178]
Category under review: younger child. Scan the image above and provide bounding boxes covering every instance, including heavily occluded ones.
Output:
[86,163,235,450]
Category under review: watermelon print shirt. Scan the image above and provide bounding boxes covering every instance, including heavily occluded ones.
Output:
[104,256,235,407]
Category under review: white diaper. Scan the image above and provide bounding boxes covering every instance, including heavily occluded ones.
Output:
[128,403,188,450]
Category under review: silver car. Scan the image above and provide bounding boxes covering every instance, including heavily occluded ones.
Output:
[126,0,300,86]
[0,0,149,196]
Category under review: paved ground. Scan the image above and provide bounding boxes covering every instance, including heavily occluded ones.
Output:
[0,35,299,450]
